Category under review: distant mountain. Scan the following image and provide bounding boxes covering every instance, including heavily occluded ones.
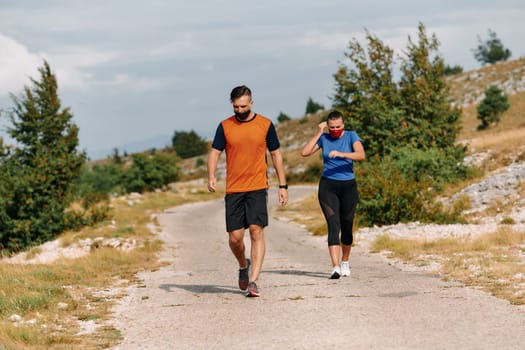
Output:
[87,134,173,160]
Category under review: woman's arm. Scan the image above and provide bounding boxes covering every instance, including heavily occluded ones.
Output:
[328,141,366,161]
[301,122,326,157]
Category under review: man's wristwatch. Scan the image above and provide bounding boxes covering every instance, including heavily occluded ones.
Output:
[279,184,288,190]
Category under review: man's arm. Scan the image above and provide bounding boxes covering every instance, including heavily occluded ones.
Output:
[270,148,288,206]
[207,148,222,192]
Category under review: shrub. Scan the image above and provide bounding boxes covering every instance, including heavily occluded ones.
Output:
[196,157,205,167]
[122,153,179,193]
[73,162,125,198]
[355,155,463,226]
[442,64,464,76]
[277,112,291,123]
[477,85,510,130]
[172,130,208,159]
[472,29,512,65]
[390,146,471,191]
[64,200,111,230]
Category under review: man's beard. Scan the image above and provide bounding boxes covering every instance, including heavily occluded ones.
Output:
[235,110,251,120]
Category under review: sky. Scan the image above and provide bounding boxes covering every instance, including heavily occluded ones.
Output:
[1,0,524,159]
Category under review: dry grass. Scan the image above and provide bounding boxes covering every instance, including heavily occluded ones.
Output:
[370,227,525,305]
[1,243,161,348]
[0,184,220,349]
[458,91,525,169]
[277,192,326,235]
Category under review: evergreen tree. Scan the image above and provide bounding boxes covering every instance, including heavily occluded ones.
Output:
[473,29,511,65]
[477,85,510,130]
[332,23,463,159]
[331,23,467,226]
[0,61,85,252]
[277,111,291,123]
[442,64,463,76]
[305,97,325,114]
[332,29,399,157]
[398,23,462,153]
[172,130,208,159]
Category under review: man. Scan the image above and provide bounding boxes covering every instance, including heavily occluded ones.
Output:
[207,85,288,297]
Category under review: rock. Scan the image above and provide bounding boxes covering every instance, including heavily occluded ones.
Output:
[9,314,22,322]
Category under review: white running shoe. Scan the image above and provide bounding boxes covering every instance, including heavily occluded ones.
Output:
[330,266,341,279]
[341,261,351,277]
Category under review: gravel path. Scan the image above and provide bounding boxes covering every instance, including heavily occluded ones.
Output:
[110,186,525,350]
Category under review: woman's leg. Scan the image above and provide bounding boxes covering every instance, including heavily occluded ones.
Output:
[318,178,342,272]
[340,179,359,262]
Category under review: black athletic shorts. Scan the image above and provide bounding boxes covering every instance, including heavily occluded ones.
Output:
[224,189,268,232]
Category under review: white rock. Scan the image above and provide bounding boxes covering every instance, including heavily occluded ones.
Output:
[9,314,22,322]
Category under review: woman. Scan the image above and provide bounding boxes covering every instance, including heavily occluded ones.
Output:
[301,110,365,279]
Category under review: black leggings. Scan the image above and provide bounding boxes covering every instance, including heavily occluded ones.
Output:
[318,177,359,246]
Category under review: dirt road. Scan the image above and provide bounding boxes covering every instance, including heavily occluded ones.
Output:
[111,186,525,349]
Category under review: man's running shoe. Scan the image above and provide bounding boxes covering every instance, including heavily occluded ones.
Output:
[238,258,251,291]
[246,281,260,297]
[330,266,341,279]
[341,261,351,277]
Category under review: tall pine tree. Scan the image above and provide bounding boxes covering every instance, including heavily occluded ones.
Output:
[332,30,399,157]
[397,23,462,153]
[332,23,463,159]
[331,23,468,226]
[0,61,85,252]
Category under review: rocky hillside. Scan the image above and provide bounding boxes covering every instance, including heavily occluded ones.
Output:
[274,57,525,175]
[446,57,525,106]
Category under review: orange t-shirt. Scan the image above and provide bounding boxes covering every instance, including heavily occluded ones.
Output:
[211,114,280,193]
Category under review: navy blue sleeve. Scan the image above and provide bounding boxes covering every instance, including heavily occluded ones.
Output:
[211,123,226,151]
[266,122,280,151]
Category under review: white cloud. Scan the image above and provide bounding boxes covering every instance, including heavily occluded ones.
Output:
[0,33,120,95]
[93,73,172,93]
[45,46,117,89]
[0,34,42,97]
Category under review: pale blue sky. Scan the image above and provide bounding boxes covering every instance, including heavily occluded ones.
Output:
[1,0,524,159]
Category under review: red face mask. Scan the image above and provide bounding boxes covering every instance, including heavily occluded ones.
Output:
[329,129,343,138]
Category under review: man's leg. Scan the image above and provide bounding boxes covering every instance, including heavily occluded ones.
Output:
[248,224,265,282]
[229,228,248,268]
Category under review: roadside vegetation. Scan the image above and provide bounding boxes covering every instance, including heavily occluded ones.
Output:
[0,183,219,349]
